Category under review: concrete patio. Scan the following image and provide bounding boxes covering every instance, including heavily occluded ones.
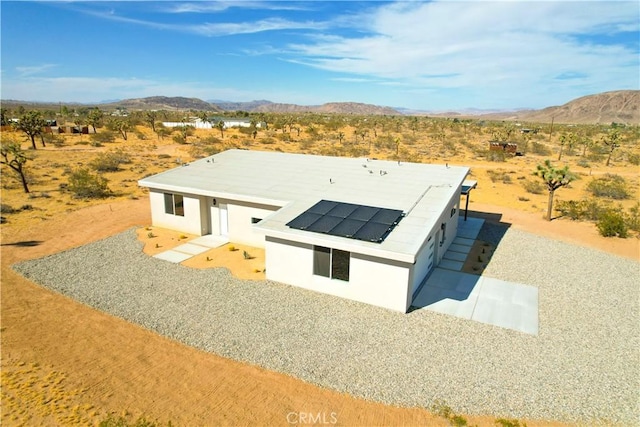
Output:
[413,217,539,335]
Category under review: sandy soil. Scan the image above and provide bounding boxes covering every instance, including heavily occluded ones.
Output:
[2,196,631,426]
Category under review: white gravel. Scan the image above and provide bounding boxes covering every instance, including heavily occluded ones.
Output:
[13,225,640,425]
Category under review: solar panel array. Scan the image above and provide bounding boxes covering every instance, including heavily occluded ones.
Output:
[286,200,404,243]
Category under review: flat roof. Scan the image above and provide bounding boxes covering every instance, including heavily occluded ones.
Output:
[139,149,469,263]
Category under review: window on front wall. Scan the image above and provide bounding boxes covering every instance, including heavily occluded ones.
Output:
[313,246,350,282]
[251,217,262,224]
[164,193,184,216]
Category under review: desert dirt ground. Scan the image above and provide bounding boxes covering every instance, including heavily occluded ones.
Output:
[1,121,638,426]
[2,198,611,427]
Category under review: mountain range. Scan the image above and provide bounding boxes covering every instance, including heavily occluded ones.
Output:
[2,90,638,124]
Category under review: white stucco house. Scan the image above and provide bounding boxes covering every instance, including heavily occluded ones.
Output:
[138,149,470,312]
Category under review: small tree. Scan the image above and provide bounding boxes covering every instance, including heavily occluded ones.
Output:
[602,129,620,166]
[0,142,30,193]
[216,120,225,139]
[14,110,46,149]
[557,132,576,161]
[87,108,103,133]
[145,111,158,133]
[534,160,576,221]
[107,118,132,140]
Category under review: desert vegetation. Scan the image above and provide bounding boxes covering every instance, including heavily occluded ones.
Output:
[1,105,638,237]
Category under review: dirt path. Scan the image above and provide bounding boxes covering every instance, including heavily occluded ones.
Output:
[1,198,625,426]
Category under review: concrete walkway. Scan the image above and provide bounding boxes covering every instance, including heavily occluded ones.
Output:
[413,217,539,335]
[153,234,229,263]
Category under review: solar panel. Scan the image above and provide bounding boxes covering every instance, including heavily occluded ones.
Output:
[307,199,338,215]
[327,202,359,218]
[370,209,404,225]
[286,212,323,230]
[306,215,344,233]
[286,200,404,243]
[328,218,366,237]
[353,221,393,243]
[350,205,380,221]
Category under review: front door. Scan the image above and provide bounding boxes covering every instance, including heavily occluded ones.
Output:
[219,204,229,236]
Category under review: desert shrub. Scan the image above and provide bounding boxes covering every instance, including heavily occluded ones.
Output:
[172,134,187,144]
[486,169,512,184]
[90,150,132,172]
[67,168,111,198]
[200,135,222,145]
[627,152,640,165]
[43,133,65,147]
[555,198,608,221]
[530,141,551,155]
[98,413,169,427]
[596,210,628,237]
[90,131,117,144]
[277,133,292,142]
[626,202,640,232]
[522,179,544,194]
[586,174,629,199]
[189,142,221,159]
[495,419,526,427]
[135,131,147,140]
[0,204,17,214]
[576,158,590,168]
[485,150,507,162]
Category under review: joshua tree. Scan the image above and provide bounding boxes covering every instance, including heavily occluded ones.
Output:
[87,108,103,133]
[1,141,30,193]
[557,132,576,161]
[14,110,46,149]
[602,129,620,166]
[145,110,158,133]
[534,160,576,221]
[108,118,132,140]
[216,120,225,139]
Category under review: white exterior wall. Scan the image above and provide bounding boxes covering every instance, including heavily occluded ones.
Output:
[265,237,411,312]
[227,203,280,247]
[407,186,463,303]
[148,190,206,235]
[409,234,437,298]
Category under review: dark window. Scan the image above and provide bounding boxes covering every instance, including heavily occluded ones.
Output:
[313,246,330,278]
[164,193,185,217]
[174,195,184,216]
[332,249,350,281]
[251,217,262,224]
[313,246,350,282]
[164,193,173,214]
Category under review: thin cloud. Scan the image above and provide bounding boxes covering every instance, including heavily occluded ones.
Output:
[163,1,313,14]
[15,64,57,76]
[284,1,639,103]
[78,6,328,36]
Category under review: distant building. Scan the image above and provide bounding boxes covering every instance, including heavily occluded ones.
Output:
[162,117,264,129]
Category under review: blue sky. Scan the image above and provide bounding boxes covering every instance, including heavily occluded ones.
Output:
[1,1,638,111]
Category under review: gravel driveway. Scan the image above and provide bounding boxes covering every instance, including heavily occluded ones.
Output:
[13,225,640,425]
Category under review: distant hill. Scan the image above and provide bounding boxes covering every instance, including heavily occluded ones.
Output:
[214,100,400,115]
[209,99,274,111]
[2,91,636,123]
[512,90,639,124]
[468,90,639,124]
[102,96,222,112]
